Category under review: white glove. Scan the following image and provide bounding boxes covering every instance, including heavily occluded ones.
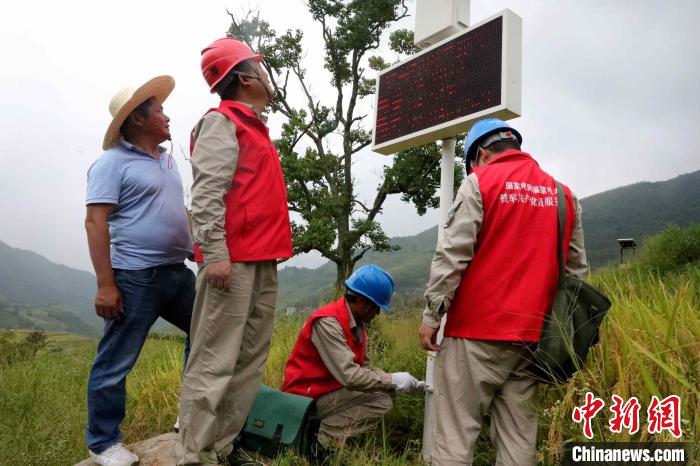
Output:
[391,372,419,393]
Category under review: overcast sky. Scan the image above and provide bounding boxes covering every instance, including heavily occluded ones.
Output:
[1,0,698,273]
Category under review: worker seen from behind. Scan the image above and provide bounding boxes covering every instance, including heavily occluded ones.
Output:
[420,118,588,466]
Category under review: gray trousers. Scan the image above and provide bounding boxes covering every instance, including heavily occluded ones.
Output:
[431,337,539,466]
[176,261,277,465]
[316,387,393,448]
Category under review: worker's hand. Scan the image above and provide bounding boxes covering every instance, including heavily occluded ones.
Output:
[391,372,420,393]
[95,284,123,320]
[207,260,232,291]
[419,323,440,351]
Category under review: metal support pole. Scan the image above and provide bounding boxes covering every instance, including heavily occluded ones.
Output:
[422,137,455,462]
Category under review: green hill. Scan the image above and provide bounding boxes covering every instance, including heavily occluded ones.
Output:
[579,170,700,268]
[0,241,99,334]
[277,227,437,310]
[0,296,98,337]
[1,170,698,324]
[278,170,700,310]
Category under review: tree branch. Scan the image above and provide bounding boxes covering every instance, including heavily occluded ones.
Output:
[351,140,372,154]
[351,245,372,264]
[289,121,314,151]
[354,199,371,214]
[318,14,345,127]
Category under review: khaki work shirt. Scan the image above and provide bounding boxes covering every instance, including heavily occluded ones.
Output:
[311,304,394,392]
[422,173,589,328]
[189,102,262,263]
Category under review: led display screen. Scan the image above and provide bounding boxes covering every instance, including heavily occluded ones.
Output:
[374,16,505,149]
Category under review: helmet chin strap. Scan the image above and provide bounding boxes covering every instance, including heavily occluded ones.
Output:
[472,147,482,169]
[259,61,275,106]
[466,147,482,174]
[167,138,174,169]
[261,82,275,108]
[259,72,275,107]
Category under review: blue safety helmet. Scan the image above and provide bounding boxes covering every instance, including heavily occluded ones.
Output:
[463,118,522,171]
[345,264,394,312]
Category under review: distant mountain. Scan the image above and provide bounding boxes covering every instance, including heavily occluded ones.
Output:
[1,170,698,325]
[278,170,700,311]
[0,242,181,336]
[0,296,98,337]
[0,241,100,334]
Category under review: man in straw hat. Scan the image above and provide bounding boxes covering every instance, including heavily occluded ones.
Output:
[176,37,293,465]
[85,75,195,466]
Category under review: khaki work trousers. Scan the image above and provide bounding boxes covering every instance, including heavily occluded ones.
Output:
[431,338,539,466]
[315,387,393,448]
[176,261,277,465]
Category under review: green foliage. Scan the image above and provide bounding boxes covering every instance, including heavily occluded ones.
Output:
[636,223,700,273]
[226,2,464,287]
[388,29,419,55]
[384,139,465,216]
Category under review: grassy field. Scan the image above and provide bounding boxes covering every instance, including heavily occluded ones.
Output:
[0,263,698,465]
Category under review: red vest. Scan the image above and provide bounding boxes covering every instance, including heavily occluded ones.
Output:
[444,150,575,342]
[282,298,367,399]
[192,101,293,263]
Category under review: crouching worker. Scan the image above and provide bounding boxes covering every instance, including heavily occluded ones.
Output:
[282,265,423,449]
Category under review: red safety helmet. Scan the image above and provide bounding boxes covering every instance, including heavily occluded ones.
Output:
[200,38,264,93]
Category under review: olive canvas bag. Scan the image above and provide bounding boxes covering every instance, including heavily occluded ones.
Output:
[526,182,612,384]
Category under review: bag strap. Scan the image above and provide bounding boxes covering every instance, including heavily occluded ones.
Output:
[555,181,566,290]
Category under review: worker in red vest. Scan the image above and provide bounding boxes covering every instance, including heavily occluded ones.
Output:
[419,118,589,466]
[177,38,293,465]
[283,265,424,449]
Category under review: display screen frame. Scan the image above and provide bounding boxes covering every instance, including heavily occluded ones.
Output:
[372,10,522,155]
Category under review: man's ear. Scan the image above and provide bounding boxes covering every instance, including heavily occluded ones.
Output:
[356,295,369,308]
[238,74,254,90]
[127,112,145,129]
[477,147,492,166]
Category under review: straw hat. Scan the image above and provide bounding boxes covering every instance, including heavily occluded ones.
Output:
[102,75,175,150]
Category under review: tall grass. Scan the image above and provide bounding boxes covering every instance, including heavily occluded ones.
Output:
[0,265,697,465]
[538,266,699,464]
[0,335,186,465]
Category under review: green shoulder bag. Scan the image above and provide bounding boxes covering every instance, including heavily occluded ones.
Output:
[526,182,612,384]
[234,384,320,459]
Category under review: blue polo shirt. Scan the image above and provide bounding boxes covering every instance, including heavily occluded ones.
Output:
[86,140,194,269]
